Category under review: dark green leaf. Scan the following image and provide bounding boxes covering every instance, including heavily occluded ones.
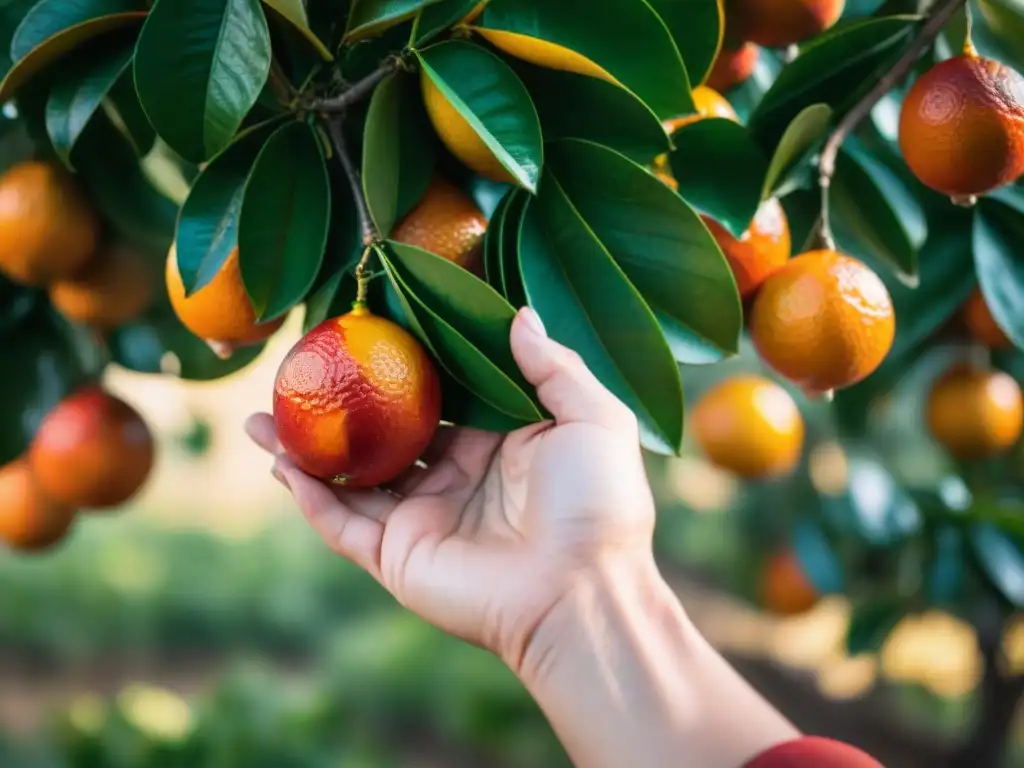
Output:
[977,0,1024,71]
[761,103,831,199]
[238,120,331,321]
[261,0,333,59]
[346,0,442,41]
[418,40,542,192]
[499,188,528,307]
[926,525,966,606]
[792,519,845,594]
[970,524,1024,608]
[106,66,156,156]
[11,0,141,62]
[303,269,357,333]
[644,0,722,87]
[414,0,480,44]
[482,189,512,290]
[974,200,1024,353]
[134,0,272,162]
[845,598,905,655]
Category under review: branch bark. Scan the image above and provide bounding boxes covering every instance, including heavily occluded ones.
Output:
[326,117,376,246]
[307,58,401,113]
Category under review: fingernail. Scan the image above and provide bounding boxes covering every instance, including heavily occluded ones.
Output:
[272,467,290,489]
[519,306,547,338]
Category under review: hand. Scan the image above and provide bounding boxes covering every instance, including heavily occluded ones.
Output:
[246,307,658,675]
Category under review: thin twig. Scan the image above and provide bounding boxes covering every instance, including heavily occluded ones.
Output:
[815,0,968,249]
[326,117,377,246]
[307,58,402,113]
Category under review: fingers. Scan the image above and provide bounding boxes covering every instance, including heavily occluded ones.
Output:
[244,413,282,455]
[509,307,638,435]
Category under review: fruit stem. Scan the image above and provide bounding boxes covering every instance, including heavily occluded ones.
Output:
[963,3,978,57]
[325,117,378,246]
[354,246,374,306]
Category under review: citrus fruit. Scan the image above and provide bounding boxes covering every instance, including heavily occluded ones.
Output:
[0,161,100,286]
[750,250,895,395]
[706,43,759,93]
[273,303,443,489]
[927,364,1023,460]
[703,198,791,300]
[726,0,845,48]
[899,54,1024,199]
[29,387,155,510]
[166,243,285,354]
[49,243,153,330]
[422,73,517,185]
[663,86,738,135]
[0,459,76,553]
[761,550,820,616]
[963,288,1013,349]
[392,177,488,269]
[691,375,804,480]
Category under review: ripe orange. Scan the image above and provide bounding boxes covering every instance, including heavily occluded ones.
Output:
[29,387,155,510]
[663,86,738,135]
[750,250,895,395]
[49,243,153,330]
[0,459,76,553]
[899,54,1024,199]
[726,0,845,48]
[0,161,100,286]
[761,550,820,617]
[273,303,442,489]
[691,375,804,480]
[166,243,285,354]
[705,43,759,93]
[392,177,488,269]
[703,198,791,300]
[963,288,1013,349]
[927,364,1023,460]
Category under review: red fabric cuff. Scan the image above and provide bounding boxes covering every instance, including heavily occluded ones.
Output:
[745,737,884,767]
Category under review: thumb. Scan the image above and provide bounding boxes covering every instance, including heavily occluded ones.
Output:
[510,307,637,434]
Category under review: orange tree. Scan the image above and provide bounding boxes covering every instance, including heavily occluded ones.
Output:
[0,0,1024,759]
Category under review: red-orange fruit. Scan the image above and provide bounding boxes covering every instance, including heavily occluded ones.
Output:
[705,43,759,93]
[899,54,1024,198]
[761,549,820,616]
[963,288,1013,349]
[391,177,488,269]
[0,459,76,552]
[273,304,442,489]
[726,0,845,48]
[702,198,791,299]
[29,387,155,510]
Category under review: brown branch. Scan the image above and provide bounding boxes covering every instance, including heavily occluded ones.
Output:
[306,58,401,113]
[325,117,377,246]
[815,0,968,249]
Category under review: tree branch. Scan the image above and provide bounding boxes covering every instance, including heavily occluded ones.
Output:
[307,58,402,113]
[326,117,377,246]
[815,0,968,248]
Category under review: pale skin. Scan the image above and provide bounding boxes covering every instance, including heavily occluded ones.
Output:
[246,307,800,768]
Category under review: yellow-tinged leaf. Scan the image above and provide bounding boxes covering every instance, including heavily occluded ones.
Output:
[471,27,620,85]
[261,0,333,60]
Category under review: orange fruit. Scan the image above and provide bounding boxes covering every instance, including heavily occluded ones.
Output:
[927,364,1023,460]
[663,86,739,135]
[726,0,845,48]
[963,288,1013,349]
[691,375,804,480]
[706,43,759,93]
[0,161,100,286]
[166,243,285,353]
[703,197,790,299]
[29,387,155,510]
[761,550,820,616]
[273,303,442,489]
[750,250,895,395]
[392,177,488,269]
[899,54,1024,199]
[49,243,153,330]
[0,459,76,553]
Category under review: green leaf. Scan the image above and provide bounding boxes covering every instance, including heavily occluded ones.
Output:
[134,0,272,162]
[792,519,845,595]
[974,200,1024,353]
[346,0,442,42]
[414,0,480,44]
[362,72,435,238]
[970,524,1024,608]
[977,0,1024,68]
[482,189,512,291]
[45,36,133,167]
[11,0,141,62]
[105,65,156,156]
[761,103,831,199]
[477,0,693,120]
[668,118,769,238]
[548,139,741,364]
[521,175,684,454]
[238,120,331,322]
[926,524,966,606]
[845,598,905,656]
[500,188,528,307]
[749,16,917,150]
[176,120,281,296]
[261,0,333,60]
[512,61,669,165]
[643,0,722,87]
[303,269,356,333]
[418,40,542,192]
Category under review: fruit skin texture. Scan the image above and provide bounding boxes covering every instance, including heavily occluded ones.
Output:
[392,178,488,269]
[927,364,1023,460]
[703,197,790,299]
[663,86,738,134]
[963,288,1013,349]
[273,305,443,489]
[0,459,75,552]
[727,0,845,48]
[29,387,155,510]
[705,43,759,93]
[899,54,1024,198]
[761,550,820,617]
[691,375,804,480]
[0,161,99,286]
[750,250,895,395]
[49,244,153,330]
[166,243,285,347]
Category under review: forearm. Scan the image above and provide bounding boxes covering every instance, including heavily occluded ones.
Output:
[519,557,799,768]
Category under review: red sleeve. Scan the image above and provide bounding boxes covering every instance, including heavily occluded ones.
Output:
[744,737,884,767]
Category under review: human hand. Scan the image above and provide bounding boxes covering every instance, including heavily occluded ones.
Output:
[245,307,657,675]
